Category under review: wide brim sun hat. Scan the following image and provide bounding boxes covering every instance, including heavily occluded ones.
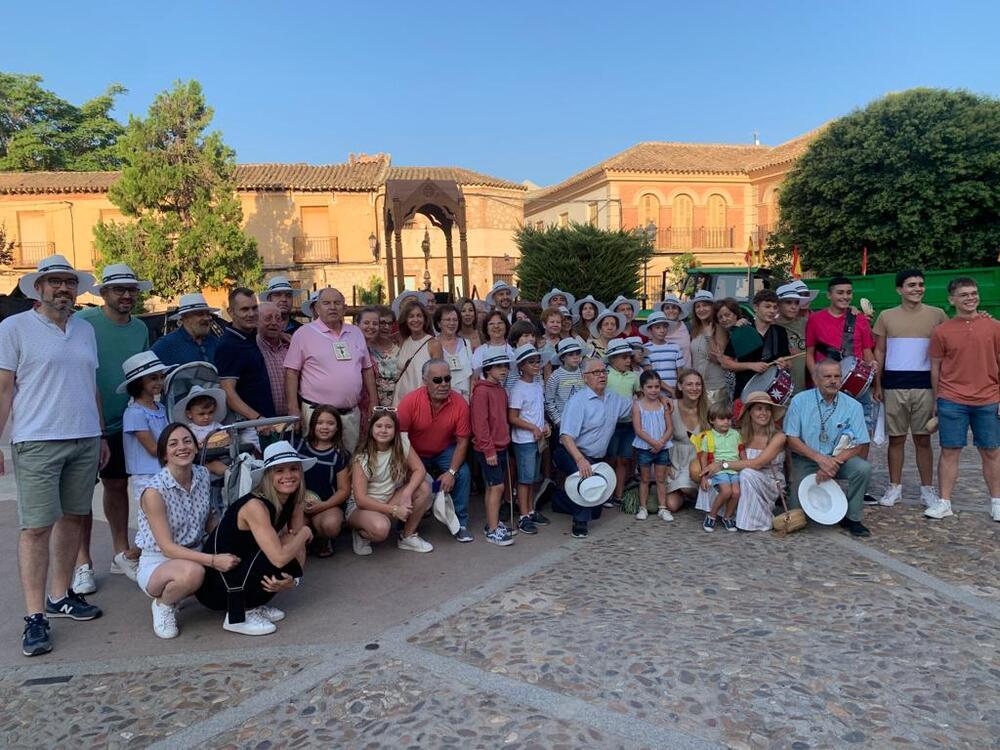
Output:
[639,311,669,337]
[564,462,617,507]
[797,474,848,525]
[658,296,690,320]
[790,280,819,303]
[571,295,606,322]
[608,295,640,318]
[171,385,228,424]
[263,275,305,299]
[18,254,96,300]
[391,290,423,317]
[168,293,220,321]
[556,338,583,358]
[251,440,318,487]
[541,288,577,309]
[115,352,174,394]
[603,338,633,360]
[738,390,787,421]
[485,281,520,307]
[91,263,153,294]
[589,310,627,339]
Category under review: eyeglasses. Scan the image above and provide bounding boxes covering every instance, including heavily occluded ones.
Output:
[108,286,137,295]
[372,406,397,414]
[44,277,79,289]
[430,375,452,384]
[584,368,608,376]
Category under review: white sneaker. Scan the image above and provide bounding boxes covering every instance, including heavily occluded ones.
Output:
[991,499,1000,522]
[111,551,139,582]
[352,530,373,556]
[657,508,675,522]
[71,564,97,595]
[920,486,940,508]
[924,500,954,519]
[250,604,285,622]
[635,507,648,520]
[397,533,434,553]
[151,599,178,639]
[878,484,902,507]
[223,611,276,636]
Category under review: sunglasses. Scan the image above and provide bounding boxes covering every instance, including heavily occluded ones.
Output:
[430,375,452,384]
[372,406,397,414]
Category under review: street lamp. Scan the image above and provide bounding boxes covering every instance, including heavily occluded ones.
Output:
[636,221,656,307]
[368,232,379,263]
[421,228,432,291]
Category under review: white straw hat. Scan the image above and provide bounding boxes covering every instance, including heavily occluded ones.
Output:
[171,384,227,423]
[116,352,173,394]
[19,254,95,300]
[797,474,848,525]
[168,293,219,321]
[262,275,304,299]
[92,263,152,293]
[541,288,576,309]
[563,463,617,507]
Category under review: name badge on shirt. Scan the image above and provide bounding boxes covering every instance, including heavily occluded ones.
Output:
[333,342,352,361]
[447,355,461,371]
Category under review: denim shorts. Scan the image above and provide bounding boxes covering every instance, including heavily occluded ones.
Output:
[635,448,670,466]
[937,398,1000,449]
[606,422,636,459]
[512,442,541,485]
[710,471,740,487]
[475,449,509,487]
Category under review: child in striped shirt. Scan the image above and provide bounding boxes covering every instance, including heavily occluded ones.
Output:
[640,311,685,396]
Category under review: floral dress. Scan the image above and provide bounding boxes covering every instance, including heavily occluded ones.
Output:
[369,344,400,408]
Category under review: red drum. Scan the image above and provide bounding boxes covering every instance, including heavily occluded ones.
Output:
[839,356,875,398]
[741,366,795,406]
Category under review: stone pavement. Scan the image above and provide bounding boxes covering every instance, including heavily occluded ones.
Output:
[0,440,997,749]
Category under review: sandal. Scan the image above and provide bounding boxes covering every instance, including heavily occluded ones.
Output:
[310,537,334,558]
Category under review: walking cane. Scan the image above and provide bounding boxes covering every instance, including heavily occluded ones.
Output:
[504,449,516,532]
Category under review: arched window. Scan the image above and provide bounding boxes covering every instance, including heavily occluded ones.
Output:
[639,193,659,227]
[705,194,727,248]
[671,194,693,249]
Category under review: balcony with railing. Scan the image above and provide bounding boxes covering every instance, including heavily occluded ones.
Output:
[14,241,57,268]
[292,236,339,263]
[654,227,735,251]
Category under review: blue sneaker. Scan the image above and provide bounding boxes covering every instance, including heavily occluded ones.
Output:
[46,590,102,621]
[528,510,550,526]
[484,525,514,546]
[517,515,538,535]
[22,614,51,657]
[721,516,738,532]
[703,516,716,533]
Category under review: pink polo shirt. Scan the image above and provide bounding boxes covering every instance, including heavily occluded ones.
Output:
[284,320,371,409]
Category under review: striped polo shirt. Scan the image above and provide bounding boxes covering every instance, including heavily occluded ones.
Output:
[643,341,685,388]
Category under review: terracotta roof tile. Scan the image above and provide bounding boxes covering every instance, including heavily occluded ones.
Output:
[235,157,390,191]
[387,166,525,191]
[526,130,826,210]
[0,171,120,194]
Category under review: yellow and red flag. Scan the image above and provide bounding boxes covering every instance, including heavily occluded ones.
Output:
[791,245,802,279]
[745,235,753,267]
[756,238,766,266]
[861,246,868,276]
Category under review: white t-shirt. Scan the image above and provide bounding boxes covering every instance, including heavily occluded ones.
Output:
[509,379,545,444]
[0,310,100,443]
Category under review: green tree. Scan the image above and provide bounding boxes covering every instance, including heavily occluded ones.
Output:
[668,252,697,288]
[514,223,652,303]
[0,73,125,170]
[95,80,262,298]
[357,276,385,305]
[777,88,1000,276]
[0,220,15,266]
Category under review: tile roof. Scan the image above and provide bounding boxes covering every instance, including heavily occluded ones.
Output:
[526,129,826,209]
[0,156,525,195]
[387,166,526,191]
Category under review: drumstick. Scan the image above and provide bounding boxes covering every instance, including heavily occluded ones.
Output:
[766,352,808,366]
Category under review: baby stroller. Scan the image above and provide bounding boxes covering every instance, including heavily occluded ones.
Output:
[163,361,299,512]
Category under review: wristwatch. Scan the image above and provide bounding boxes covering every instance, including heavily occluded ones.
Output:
[447,468,457,477]
[722,461,730,470]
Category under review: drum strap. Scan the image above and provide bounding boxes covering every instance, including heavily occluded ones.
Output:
[839,311,856,358]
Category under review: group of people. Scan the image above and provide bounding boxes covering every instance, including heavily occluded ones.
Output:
[1,254,997,658]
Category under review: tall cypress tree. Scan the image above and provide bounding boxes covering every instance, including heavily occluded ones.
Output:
[94,80,261,298]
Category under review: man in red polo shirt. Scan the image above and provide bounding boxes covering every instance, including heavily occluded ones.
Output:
[397,359,473,543]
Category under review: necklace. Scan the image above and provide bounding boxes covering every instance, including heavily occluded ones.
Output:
[815,389,837,443]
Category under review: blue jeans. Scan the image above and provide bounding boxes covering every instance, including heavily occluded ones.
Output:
[421,444,471,527]
[937,398,1000,449]
[550,444,605,525]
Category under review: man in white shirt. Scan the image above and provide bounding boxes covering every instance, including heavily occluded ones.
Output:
[0,255,109,657]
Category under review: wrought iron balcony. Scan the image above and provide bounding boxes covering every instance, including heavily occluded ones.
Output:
[654,227,735,251]
[14,241,56,268]
[292,236,339,263]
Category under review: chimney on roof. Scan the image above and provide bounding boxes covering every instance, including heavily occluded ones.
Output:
[752,130,761,147]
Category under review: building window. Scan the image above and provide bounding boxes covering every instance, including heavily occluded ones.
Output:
[671,194,694,249]
[534,220,544,231]
[15,211,50,268]
[705,194,727,248]
[639,194,660,227]
[587,202,599,227]
[558,212,569,228]
[295,206,338,263]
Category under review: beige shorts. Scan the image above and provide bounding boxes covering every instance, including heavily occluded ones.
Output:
[884,388,934,436]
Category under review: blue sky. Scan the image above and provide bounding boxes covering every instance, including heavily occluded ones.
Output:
[5,1,1000,185]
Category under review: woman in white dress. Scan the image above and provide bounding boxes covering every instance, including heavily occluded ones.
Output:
[665,368,709,512]
[393,300,443,406]
[697,391,786,531]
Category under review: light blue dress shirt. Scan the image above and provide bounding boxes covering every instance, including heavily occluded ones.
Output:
[783,388,869,456]
[559,386,632,458]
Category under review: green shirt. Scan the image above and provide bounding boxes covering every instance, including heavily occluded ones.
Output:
[76,306,150,433]
[606,368,639,421]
